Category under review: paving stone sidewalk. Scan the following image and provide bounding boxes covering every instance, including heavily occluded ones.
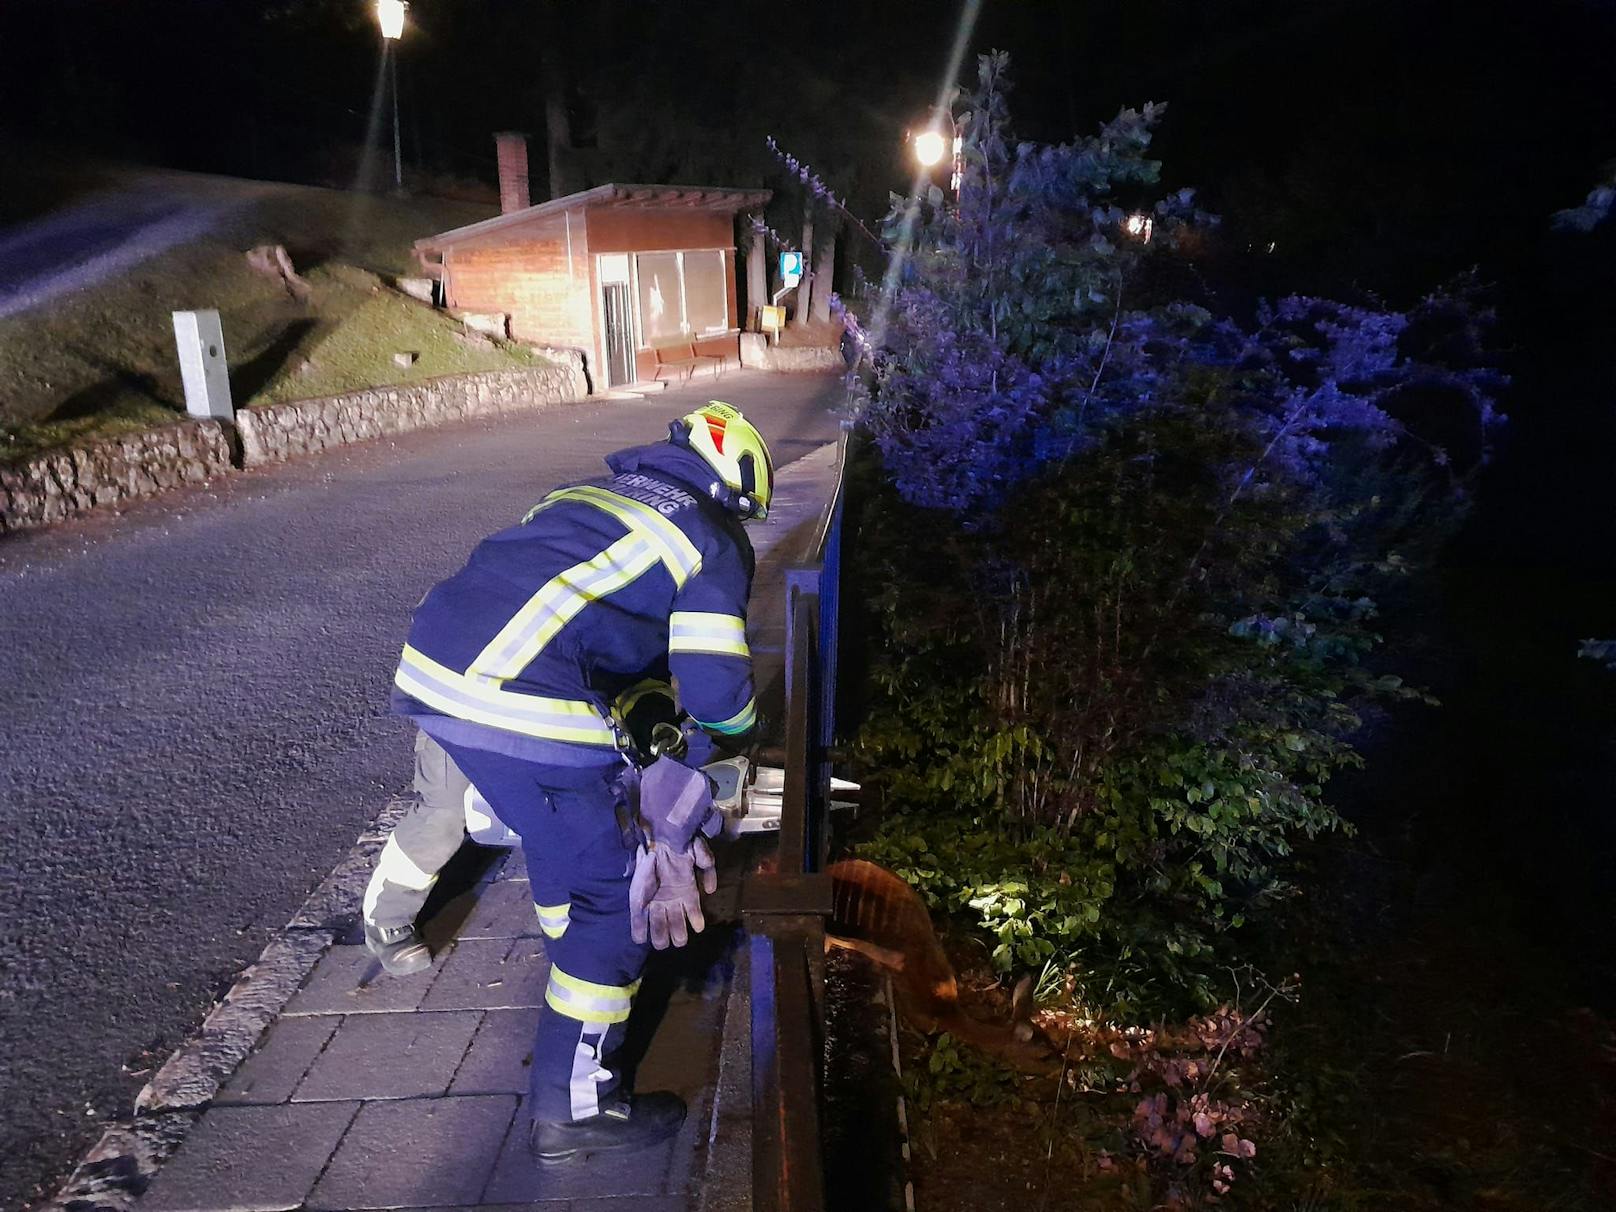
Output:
[63,437,845,1212]
[138,844,732,1212]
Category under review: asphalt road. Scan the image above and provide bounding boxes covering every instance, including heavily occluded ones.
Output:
[0,371,846,1208]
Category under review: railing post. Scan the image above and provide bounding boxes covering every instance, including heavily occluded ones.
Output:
[781,571,823,874]
[748,925,827,1211]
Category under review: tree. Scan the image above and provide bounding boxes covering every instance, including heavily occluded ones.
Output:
[853,52,1503,1008]
[744,218,768,332]
[811,223,837,324]
[794,198,816,328]
[1555,165,1616,232]
[538,4,576,199]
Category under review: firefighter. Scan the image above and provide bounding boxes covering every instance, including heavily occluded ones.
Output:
[359,690,683,977]
[388,402,771,1164]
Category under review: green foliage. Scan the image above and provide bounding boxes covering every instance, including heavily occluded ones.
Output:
[847,53,1487,1017]
[859,739,1357,1016]
[907,1032,1028,1112]
[854,392,1427,1011]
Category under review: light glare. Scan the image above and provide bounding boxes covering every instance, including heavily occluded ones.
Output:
[377,0,408,40]
[913,130,946,167]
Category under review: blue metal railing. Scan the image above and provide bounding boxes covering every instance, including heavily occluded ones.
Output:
[743,425,850,1212]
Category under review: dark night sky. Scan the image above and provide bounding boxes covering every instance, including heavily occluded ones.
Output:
[4,0,1616,304]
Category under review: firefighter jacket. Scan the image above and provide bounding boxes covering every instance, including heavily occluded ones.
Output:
[391,442,757,769]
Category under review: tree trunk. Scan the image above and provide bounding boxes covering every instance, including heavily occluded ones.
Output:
[747,222,767,332]
[811,231,836,324]
[539,25,574,199]
[794,202,815,329]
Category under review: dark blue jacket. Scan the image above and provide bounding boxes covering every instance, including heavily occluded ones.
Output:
[392,443,756,768]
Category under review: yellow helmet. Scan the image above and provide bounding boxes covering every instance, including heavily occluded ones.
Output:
[669,401,775,519]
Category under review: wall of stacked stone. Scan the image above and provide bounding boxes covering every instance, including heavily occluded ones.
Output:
[236,362,584,467]
[737,334,847,374]
[0,361,587,534]
[0,420,233,535]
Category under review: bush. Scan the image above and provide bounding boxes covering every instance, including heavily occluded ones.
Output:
[847,53,1500,1015]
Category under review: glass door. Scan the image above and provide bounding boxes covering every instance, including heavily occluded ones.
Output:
[602,281,635,387]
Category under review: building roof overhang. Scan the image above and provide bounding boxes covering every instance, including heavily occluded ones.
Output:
[416,183,773,255]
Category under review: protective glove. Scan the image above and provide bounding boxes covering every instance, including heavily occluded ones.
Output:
[629,836,717,949]
[638,755,722,851]
[691,831,717,895]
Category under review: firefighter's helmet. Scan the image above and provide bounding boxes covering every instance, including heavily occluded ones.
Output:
[669,401,775,520]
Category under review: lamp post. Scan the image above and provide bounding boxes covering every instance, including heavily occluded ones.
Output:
[376,1,407,192]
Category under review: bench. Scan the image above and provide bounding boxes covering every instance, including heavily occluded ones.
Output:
[653,338,728,383]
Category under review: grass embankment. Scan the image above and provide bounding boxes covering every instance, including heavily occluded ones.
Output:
[0,164,553,466]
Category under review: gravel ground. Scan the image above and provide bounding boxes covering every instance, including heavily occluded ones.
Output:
[0,371,846,1208]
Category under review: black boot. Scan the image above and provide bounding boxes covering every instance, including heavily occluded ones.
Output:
[529,1092,687,1165]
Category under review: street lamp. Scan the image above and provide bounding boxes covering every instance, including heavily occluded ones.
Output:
[913,130,947,167]
[376,0,407,40]
[376,1,408,191]
[911,115,963,193]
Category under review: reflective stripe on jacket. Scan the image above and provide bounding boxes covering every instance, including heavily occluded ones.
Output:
[391,443,756,765]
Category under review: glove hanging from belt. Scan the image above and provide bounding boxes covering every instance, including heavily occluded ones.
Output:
[629,756,723,949]
[629,835,717,949]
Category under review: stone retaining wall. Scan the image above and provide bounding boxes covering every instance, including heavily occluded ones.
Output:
[236,362,584,467]
[1,361,587,535]
[0,420,233,534]
[737,333,847,373]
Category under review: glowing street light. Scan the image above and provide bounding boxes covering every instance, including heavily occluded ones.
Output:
[1124,212,1154,242]
[912,115,963,193]
[375,2,408,190]
[376,0,407,40]
[913,129,947,167]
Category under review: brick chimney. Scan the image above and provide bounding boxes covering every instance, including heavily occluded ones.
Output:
[494,132,531,214]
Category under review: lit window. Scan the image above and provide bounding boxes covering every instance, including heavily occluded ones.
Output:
[636,253,684,346]
[682,252,727,336]
[634,250,729,346]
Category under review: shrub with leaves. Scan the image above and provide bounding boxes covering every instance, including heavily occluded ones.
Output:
[849,53,1502,1015]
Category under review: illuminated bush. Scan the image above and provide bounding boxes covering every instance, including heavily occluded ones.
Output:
[851,53,1503,1013]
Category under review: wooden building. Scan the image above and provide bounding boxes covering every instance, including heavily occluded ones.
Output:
[415,175,770,391]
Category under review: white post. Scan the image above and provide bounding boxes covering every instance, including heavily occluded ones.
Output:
[172,310,234,420]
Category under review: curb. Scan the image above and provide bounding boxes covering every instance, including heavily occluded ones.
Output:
[42,793,413,1212]
[699,923,756,1212]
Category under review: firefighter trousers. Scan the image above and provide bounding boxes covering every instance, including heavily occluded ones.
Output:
[362,730,472,930]
[436,740,649,1125]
